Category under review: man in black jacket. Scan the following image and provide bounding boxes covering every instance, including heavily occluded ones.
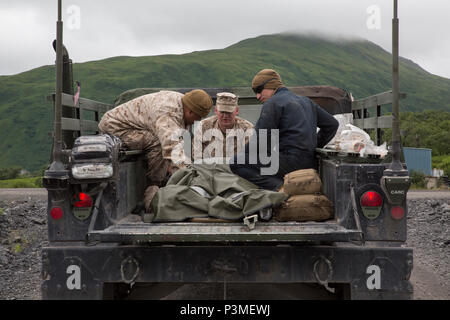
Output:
[229,69,339,190]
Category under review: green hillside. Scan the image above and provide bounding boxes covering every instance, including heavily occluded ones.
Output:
[1,33,450,172]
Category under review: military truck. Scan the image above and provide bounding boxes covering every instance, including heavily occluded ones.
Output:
[42,1,413,300]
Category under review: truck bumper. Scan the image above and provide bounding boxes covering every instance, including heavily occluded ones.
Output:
[41,244,413,300]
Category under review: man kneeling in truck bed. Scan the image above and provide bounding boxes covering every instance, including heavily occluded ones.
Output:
[230,69,339,191]
[98,89,213,212]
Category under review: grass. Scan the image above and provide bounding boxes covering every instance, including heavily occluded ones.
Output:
[0,176,43,188]
[13,243,23,254]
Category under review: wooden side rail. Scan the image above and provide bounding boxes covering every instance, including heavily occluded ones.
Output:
[352,90,406,145]
[49,93,112,137]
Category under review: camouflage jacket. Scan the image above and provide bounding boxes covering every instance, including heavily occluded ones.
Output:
[192,115,254,161]
[98,90,189,166]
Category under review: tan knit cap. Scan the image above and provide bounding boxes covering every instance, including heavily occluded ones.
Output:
[252,69,284,92]
[182,89,213,118]
[216,92,238,112]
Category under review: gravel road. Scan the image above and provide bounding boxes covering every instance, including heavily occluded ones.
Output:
[0,188,449,300]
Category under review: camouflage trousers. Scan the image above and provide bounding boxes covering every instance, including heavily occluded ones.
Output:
[99,116,169,209]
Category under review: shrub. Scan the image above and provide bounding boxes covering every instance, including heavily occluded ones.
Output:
[410,170,426,188]
[34,177,44,188]
[432,154,450,176]
[0,166,22,180]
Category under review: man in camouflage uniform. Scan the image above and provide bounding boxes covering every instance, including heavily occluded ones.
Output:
[192,92,253,162]
[98,89,213,211]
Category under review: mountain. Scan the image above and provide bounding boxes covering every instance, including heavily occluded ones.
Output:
[1,33,449,172]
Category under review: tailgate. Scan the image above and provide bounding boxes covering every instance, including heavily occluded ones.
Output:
[88,216,361,243]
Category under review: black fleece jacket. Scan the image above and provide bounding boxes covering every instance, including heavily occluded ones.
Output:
[254,87,339,156]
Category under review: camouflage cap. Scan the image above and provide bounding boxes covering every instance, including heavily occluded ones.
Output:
[216,92,238,112]
[182,89,213,118]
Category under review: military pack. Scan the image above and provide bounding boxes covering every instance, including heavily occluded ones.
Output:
[281,168,322,195]
[274,194,334,222]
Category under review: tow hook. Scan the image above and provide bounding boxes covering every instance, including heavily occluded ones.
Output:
[243,214,258,230]
[313,256,335,293]
[120,256,140,284]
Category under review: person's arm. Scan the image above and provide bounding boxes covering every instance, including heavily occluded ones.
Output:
[316,106,339,148]
[255,100,281,131]
[154,112,189,167]
[252,100,282,155]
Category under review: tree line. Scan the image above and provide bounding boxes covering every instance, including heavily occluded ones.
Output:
[382,109,450,156]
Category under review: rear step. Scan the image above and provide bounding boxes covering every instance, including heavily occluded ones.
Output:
[88,221,361,243]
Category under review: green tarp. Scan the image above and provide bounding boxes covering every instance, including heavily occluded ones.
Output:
[150,164,288,222]
[113,88,160,107]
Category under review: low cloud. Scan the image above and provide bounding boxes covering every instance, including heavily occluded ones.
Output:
[1,0,449,78]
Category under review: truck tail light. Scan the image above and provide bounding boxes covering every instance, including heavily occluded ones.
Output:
[361,191,383,207]
[391,206,405,220]
[74,192,93,208]
[50,207,63,220]
[360,190,383,220]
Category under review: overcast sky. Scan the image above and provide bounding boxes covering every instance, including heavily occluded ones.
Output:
[1,0,449,79]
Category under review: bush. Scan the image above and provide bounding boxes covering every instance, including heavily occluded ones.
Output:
[410,170,426,188]
[0,166,22,180]
[34,176,44,188]
[33,164,49,177]
[432,154,450,176]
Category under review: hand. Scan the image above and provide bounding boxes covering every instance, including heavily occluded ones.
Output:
[167,163,178,176]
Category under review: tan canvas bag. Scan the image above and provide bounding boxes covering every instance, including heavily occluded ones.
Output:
[282,169,322,195]
[274,194,334,222]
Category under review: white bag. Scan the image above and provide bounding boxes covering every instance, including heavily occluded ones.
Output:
[327,123,388,158]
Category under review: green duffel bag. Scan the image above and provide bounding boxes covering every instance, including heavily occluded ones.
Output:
[151,164,288,222]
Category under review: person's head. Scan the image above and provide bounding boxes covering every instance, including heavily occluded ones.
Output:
[181,89,213,125]
[215,92,239,131]
[251,69,284,102]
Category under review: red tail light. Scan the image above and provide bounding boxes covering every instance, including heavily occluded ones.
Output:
[391,206,405,220]
[74,192,93,208]
[361,191,383,207]
[50,207,63,220]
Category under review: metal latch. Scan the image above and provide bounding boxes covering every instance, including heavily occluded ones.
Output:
[258,207,273,221]
[243,214,258,230]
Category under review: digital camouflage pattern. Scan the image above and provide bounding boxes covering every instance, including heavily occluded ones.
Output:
[216,92,238,113]
[98,90,190,185]
[192,115,254,161]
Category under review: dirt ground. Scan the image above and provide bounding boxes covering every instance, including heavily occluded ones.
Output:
[0,188,449,300]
